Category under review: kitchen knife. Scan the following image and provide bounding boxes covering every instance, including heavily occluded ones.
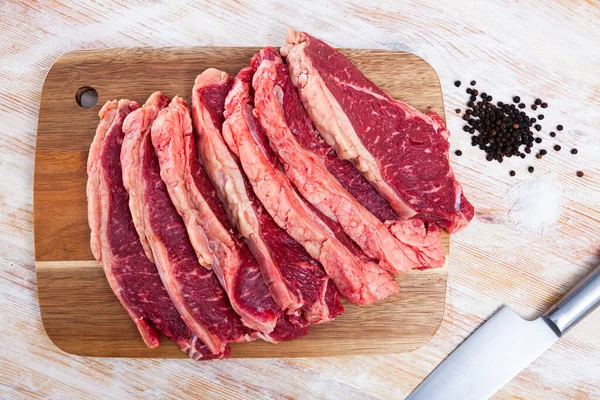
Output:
[407,263,600,400]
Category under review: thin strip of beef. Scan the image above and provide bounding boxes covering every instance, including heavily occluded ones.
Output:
[221,73,399,305]
[87,98,223,360]
[122,92,253,355]
[194,66,343,323]
[154,93,308,341]
[96,101,157,265]
[282,29,474,233]
[253,47,444,272]
[191,72,311,340]
[142,95,214,270]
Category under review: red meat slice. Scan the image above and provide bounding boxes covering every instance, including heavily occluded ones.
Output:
[87,97,223,360]
[122,92,254,355]
[221,69,399,305]
[282,29,474,233]
[218,66,344,323]
[152,92,308,341]
[252,47,444,272]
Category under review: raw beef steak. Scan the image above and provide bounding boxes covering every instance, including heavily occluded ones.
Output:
[87,97,223,360]
[221,69,399,305]
[282,29,474,233]
[154,93,309,341]
[253,47,444,272]
[220,66,344,323]
[121,92,254,355]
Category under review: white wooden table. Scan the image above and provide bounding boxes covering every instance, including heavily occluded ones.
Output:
[1,1,599,398]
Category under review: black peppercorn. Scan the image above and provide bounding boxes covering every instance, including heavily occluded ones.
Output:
[509,170,516,176]
[455,81,461,87]
[535,98,542,105]
[531,104,538,110]
[571,148,578,154]
[554,145,561,151]
[557,125,563,131]
[540,149,547,155]
[528,166,534,173]
[460,89,567,166]
[470,80,476,86]
[550,132,556,137]
[577,171,584,177]
[541,102,548,108]
[455,150,463,156]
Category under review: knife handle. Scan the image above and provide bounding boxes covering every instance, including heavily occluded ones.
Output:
[543,264,600,337]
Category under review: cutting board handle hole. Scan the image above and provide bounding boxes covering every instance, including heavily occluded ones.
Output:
[76,87,98,109]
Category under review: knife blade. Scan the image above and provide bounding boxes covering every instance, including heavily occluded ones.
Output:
[407,264,600,400]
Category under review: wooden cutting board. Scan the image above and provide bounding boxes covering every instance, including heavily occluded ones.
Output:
[34,47,449,358]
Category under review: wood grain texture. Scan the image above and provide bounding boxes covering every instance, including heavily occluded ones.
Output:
[2,0,599,399]
[34,47,449,358]
[37,261,446,358]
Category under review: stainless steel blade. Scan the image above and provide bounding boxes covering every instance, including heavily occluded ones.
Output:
[407,307,559,400]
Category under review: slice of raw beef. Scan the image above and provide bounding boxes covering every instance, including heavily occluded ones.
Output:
[187,67,343,323]
[121,92,254,355]
[153,94,309,341]
[222,69,399,305]
[106,100,161,265]
[282,29,474,233]
[87,98,223,360]
[252,47,444,272]
[140,95,214,270]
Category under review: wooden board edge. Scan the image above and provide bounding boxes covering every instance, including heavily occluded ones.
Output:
[36,261,448,358]
[402,51,446,121]
[34,45,446,126]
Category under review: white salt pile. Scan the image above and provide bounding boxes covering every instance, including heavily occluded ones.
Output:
[508,173,564,234]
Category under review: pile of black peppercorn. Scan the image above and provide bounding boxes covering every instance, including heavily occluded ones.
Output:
[453,80,583,177]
